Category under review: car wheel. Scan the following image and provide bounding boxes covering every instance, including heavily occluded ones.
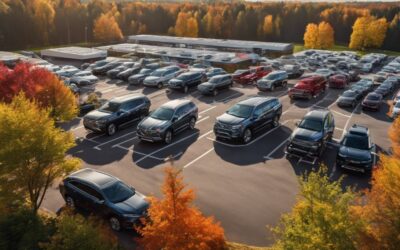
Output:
[189,117,196,130]
[109,216,121,231]
[106,123,117,136]
[213,89,218,96]
[157,82,163,89]
[164,130,173,144]
[270,84,275,91]
[272,115,280,127]
[183,85,189,93]
[65,196,75,209]
[242,128,252,144]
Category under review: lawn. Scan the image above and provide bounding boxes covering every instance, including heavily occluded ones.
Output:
[228,242,271,250]
[294,43,400,57]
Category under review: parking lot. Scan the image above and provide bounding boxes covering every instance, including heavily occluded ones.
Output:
[42,72,395,246]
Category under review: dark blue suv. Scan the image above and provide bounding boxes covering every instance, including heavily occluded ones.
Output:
[59,168,149,231]
[214,97,282,143]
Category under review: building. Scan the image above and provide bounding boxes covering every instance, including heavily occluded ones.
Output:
[41,46,107,65]
[0,51,28,67]
[128,34,293,57]
[97,43,260,72]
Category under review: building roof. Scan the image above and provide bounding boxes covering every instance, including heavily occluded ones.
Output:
[41,46,107,60]
[128,34,293,52]
[97,43,259,64]
[0,51,28,63]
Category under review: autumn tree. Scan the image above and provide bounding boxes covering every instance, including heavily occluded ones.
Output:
[262,15,274,36]
[30,0,55,44]
[0,62,77,121]
[304,23,319,49]
[0,93,80,213]
[389,117,400,158]
[349,15,388,50]
[93,13,123,42]
[304,22,334,49]
[173,11,198,37]
[271,165,360,250]
[352,155,400,249]
[137,166,226,250]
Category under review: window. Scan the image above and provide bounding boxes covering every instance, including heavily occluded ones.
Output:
[70,181,103,200]
[253,105,264,117]
[175,106,186,117]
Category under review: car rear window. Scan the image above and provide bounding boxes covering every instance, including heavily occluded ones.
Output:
[342,135,369,150]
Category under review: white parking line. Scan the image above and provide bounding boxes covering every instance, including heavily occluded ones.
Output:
[183,148,214,169]
[112,136,138,148]
[72,125,84,131]
[101,88,118,94]
[197,116,209,123]
[199,106,216,114]
[335,127,344,131]
[207,120,290,148]
[263,137,290,160]
[341,103,360,140]
[94,131,137,150]
[331,110,351,118]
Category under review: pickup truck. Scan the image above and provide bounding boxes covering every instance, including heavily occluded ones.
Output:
[233,66,272,85]
[288,75,326,100]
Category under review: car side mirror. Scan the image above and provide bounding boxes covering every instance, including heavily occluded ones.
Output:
[96,199,104,205]
[117,110,126,116]
[172,116,179,122]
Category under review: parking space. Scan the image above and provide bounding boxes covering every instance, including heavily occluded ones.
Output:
[43,58,399,246]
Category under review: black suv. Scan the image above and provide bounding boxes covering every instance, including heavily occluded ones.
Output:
[137,99,198,144]
[197,74,233,96]
[286,110,335,158]
[83,95,150,136]
[214,97,282,143]
[92,61,122,75]
[336,124,376,174]
[59,168,149,231]
[168,71,206,93]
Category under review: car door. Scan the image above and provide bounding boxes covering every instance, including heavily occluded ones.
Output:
[66,181,90,209]
[118,101,133,125]
[172,106,188,133]
[252,103,266,132]
[76,183,106,216]
[126,99,144,121]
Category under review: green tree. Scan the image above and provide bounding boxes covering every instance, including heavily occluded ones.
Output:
[0,93,80,213]
[271,165,360,250]
[42,212,119,250]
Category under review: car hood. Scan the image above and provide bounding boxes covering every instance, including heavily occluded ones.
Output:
[293,82,311,90]
[338,96,355,102]
[84,110,112,120]
[217,113,246,125]
[198,82,214,88]
[130,74,146,80]
[292,127,322,141]
[144,76,160,82]
[114,193,149,214]
[169,79,183,85]
[258,79,274,85]
[139,117,169,129]
[339,146,371,162]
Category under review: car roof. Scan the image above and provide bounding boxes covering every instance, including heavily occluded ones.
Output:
[211,74,230,79]
[238,96,277,106]
[111,94,146,103]
[162,99,192,109]
[348,124,369,137]
[68,168,117,188]
[305,109,330,120]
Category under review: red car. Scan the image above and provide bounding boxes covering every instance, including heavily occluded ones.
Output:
[328,74,349,89]
[233,66,272,85]
[288,75,327,100]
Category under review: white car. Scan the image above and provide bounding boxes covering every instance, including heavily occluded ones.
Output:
[143,66,183,88]
[69,71,98,86]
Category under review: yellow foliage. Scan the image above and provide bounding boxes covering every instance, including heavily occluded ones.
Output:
[304,23,319,49]
[304,22,334,49]
[174,11,198,37]
[349,15,388,50]
[262,15,274,35]
[93,13,123,42]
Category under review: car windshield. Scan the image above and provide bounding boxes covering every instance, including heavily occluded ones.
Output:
[150,107,174,120]
[103,181,134,203]
[177,74,191,80]
[298,118,323,132]
[139,68,151,74]
[226,104,253,118]
[367,95,380,101]
[342,135,369,150]
[209,77,221,84]
[266,73,280,80]
[342,91,356,97]
[99,101,121,113]
[151,70,164,77]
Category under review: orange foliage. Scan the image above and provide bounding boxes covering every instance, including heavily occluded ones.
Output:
[389,117,400,159]
[93,13,123,42]
[137,166,226,250]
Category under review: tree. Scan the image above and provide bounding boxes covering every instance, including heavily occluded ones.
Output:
[271,165,360,250]
[318,21,335,49]
[174,11,198,37]
[137,166,226,250]
[31,0,55,45]
[304,23,319,49]
[349,15,388,50]
[0,93,80,213]
[389,117,400,159]
[93,13,123,42]
[42,212,119,250]
[352,155,400,250]
[262,15,274,36]
[0,62,77,121]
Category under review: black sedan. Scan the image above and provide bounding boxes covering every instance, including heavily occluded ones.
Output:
[337,90,362,108]
[361,92,383,111]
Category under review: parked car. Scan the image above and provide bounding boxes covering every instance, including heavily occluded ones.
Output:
[206,68,227,79]
[315,68,334,79]
[56,65,80,78]
[393,90,400,104]
[128,68,156,85]
[168,71,206,93]
[354,78,374,91]
[283,64,304,79]
[391,101,400,119]
[107,63,135,79]
[288,75,327,100]
[336,124,376,174]
[286,109,335,158]
[69,71,98,86]
[256,70,288,91]
[374,72,388,83]
[374,85,392,97]
[361,63,373,73]
[362,92,383,111]
[92,61,123,75]
[197,74,233,96]
[143,66,183,88]
[348,70,361,82]
[137,99,198,144]
[214,97,282,143]
[328,74,349,89]
[59,168,149,231]
[117,66,142,81]
[337,90,362,108]
[233,66,272,85]
[83,94,150,136]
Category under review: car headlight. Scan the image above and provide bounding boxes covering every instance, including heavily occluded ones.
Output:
[231,124,243,130]
[122,214,141,219]
[95,120,107,126]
